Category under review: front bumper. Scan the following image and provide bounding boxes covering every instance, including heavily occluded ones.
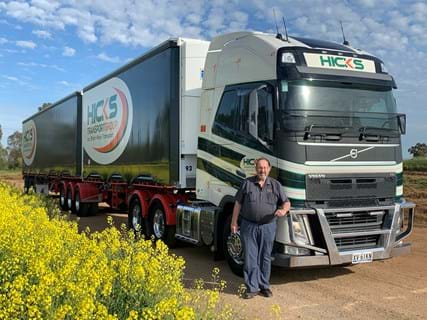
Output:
[272,201,415,268]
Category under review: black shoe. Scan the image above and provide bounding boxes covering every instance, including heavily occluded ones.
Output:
[260,288,273,298]
[242,291,258,299]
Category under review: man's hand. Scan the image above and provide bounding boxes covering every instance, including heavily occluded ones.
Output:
[231,223,239,234]
[275,208,289,217]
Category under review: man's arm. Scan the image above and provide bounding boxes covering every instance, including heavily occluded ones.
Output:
[275,200,291,217]
[231,201,241,233]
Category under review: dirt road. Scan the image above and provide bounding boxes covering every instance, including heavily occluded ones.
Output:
[75,210,427,320]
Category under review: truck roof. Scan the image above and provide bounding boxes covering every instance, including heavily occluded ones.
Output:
[209,31,373,58]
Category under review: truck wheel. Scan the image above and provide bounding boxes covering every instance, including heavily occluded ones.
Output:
[75,190,89,217]
[149,203,176,247]
[223,215,244,277]
[67,187,76,213]
[59,186,68,211]
[128,198,147,236]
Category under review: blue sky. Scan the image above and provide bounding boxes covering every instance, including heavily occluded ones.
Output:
[0,0,426,157]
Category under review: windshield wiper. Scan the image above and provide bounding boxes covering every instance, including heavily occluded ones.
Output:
[359,126,397,142]
[304,124,348,141]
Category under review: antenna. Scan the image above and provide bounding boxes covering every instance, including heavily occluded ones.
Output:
[282,16,290,42]
[273,8,283,40]
[340,20,350,45]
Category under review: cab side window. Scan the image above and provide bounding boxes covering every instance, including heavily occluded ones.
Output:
[212,90,239,138]
[257,86,274,144]
[213,83,275,153]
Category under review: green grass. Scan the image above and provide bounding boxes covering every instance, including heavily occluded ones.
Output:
[0,169,21,177]
[403,157,427,172]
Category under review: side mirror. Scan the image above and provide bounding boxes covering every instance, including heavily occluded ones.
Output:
[248,89,258,139]
[398,113,406,135]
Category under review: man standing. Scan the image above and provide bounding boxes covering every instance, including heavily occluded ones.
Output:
[231,157,290,299]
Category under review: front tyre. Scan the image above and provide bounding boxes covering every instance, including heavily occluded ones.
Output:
[149,203,176,247]
[223,215,244,277]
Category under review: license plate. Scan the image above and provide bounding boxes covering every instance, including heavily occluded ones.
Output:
[352,251,373,264]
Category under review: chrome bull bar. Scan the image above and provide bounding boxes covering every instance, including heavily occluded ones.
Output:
[273,201,416,267]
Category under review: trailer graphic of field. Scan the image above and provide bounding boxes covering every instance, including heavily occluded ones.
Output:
[22,32,415,275]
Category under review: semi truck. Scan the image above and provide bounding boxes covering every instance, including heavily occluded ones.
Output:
[22,31,415,275]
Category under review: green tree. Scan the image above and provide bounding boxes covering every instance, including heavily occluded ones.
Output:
[7,131,22,169]
[38,102,52,111]
[0,125,7,169]
[408,143,427,157]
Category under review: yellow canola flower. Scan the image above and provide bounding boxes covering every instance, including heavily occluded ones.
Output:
[0,183,238,319]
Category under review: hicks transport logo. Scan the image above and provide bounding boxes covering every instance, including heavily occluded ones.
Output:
[22,119,37,166]
[304,53,376,73]
[83,77,133,165]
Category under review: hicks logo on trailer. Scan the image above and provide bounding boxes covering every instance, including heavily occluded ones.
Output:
[83,77,133,165]
[22,120,37,166]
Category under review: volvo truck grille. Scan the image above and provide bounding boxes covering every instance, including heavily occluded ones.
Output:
[321,207,392,252]
[325,211,384,233]
[335,235,379,251]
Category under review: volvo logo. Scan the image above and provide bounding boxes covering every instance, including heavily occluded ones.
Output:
[350,149,358,159]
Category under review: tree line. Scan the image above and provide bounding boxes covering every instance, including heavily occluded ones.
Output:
[0,125,22,170]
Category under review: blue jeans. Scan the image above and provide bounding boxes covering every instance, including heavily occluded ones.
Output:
[240,218,277,293]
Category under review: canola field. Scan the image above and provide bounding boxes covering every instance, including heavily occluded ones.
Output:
[0,183,233,319]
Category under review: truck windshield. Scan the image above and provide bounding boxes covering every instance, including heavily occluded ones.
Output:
[279,80,400,135]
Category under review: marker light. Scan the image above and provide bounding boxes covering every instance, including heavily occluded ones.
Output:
[281,52,296,64]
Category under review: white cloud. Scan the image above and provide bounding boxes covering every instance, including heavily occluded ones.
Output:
[3,75,19,82]
[0,37,8,45]
[18,61,65,72]
[96,52,122,63]
[32,29,52,39]
[16,40,37,49]
[62,46,76,56]
[58,80,71,86]
[1,75,28,86]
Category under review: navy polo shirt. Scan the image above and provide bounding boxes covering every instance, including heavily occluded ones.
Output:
[235,176,288,224]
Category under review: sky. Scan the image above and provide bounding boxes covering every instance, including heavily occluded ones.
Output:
[0,0,426,157]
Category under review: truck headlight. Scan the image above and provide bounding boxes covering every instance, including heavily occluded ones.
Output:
[291,214,309,245]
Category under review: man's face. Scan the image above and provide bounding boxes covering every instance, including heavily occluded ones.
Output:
[255,159,271,181]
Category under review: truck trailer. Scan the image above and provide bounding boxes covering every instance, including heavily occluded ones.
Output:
[22,31,415,275]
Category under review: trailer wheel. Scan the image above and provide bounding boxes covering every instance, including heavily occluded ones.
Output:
[75,189,89,217]
[67,187,76,213]
[149,203,176,247]
[128,198,147,236]
[223,215,244,277]
[59,186,68,211]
